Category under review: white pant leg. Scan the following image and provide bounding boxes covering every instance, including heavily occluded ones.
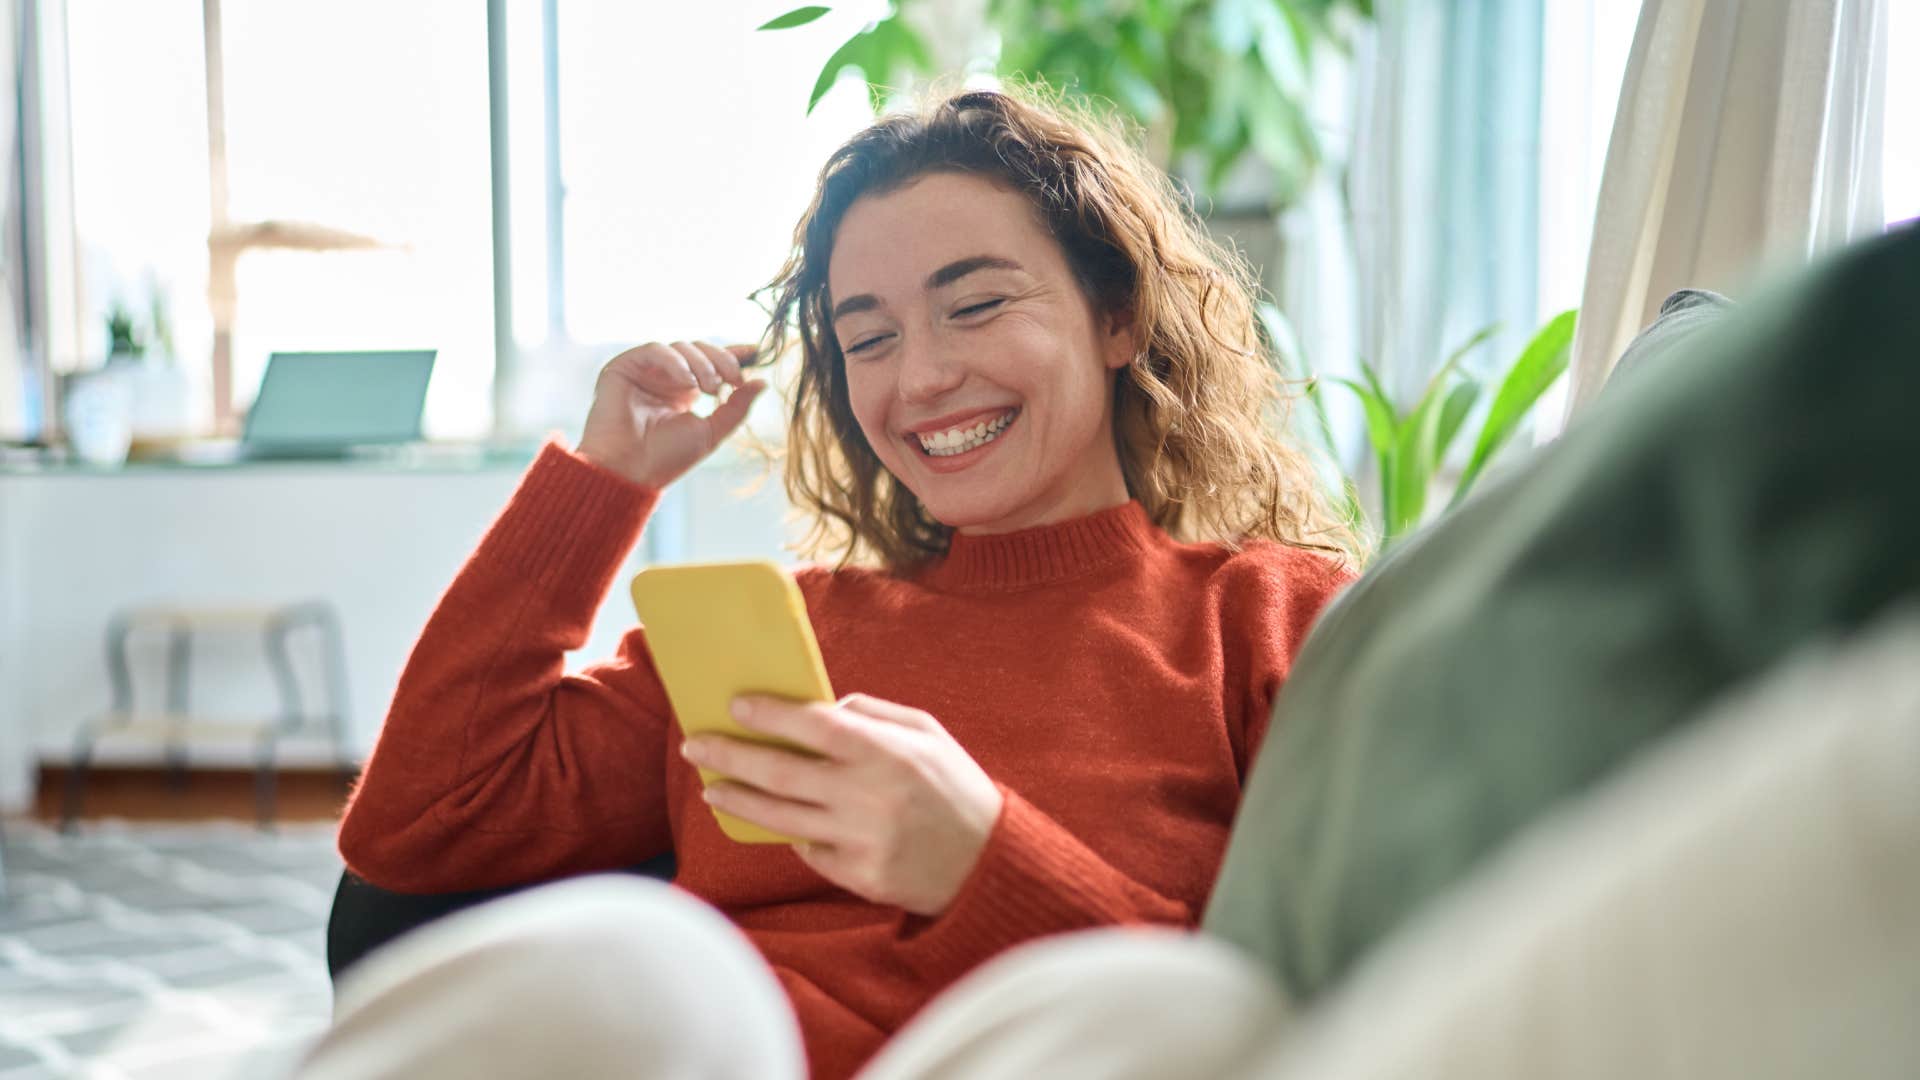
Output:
[297,875,805,1080]
[859,928,1292,1080]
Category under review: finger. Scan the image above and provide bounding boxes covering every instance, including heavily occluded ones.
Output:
[617,345,701,412]
[726,343,761,367]
[703,781,841,844]
[669,340,723,395]
[704,380,766,445]
[732,696,867,761]
[682,734,836,805]
[613,342,697,392]
[693,340,745,387]
[837,693,938,731]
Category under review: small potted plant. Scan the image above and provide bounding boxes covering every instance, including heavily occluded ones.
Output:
[105,300,147,362]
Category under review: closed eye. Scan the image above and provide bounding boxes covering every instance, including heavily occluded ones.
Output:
[954,299,1004,318]
[845,334,893,356]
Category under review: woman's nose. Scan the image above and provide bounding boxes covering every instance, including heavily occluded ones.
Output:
[896,337,965,403]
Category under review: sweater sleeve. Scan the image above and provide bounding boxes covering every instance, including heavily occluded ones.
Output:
[890,784,1195,985]
[338,441,678,894]
[1227,546,1357,775]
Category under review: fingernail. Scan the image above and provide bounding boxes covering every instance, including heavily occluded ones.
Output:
[680,740,702,762]
[730,699,751,722]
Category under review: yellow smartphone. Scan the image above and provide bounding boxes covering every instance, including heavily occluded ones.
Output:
[629,560,834,844]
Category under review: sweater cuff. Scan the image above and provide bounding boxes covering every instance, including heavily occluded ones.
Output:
[473,439,661,602]
[892,785,1165,982]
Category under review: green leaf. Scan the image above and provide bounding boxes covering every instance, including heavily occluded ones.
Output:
[1454,308,1578,505]
[1387,368,1466,541]
[1328,375,1398,457]
[757,5,831,31]
[1385,416,1431,541]
[807,29,870,114]
[1433,377,1481,463]
[1330,369,1403,538]
[1395,321,1497,474]
[1355,357,1395,416]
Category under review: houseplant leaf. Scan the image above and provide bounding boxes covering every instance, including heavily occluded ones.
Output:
[758,6,831,31]
[1329,373,1397,458]
[807,29,871,113]
[1454,308,1577,504]
[1433,377,1481,463]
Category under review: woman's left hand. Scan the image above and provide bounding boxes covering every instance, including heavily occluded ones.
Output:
[680,693,1004,916]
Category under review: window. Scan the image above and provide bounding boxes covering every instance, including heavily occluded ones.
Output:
[497,1,882,439]
[67,0,493,437]
[66,0,210,414]
[1535,0,1643,323]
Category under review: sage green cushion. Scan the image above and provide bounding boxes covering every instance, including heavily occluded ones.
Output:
[1203,225,1920,1001]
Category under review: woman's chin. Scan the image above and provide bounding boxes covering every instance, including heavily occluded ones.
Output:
[916,485,1026,535]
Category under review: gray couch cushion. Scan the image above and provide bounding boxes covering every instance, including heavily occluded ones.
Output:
[1203,225,1920,1001]
[1606,287,1734,391]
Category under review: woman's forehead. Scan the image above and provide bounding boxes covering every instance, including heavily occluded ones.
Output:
[828,175,1060,297]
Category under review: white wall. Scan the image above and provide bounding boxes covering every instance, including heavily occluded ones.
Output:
[0,450,797,812]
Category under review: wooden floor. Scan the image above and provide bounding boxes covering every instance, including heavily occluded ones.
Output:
[29,766,356,824]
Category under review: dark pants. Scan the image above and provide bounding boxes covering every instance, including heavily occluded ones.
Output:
[326,852,679,985]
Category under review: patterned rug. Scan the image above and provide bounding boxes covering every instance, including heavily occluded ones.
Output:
[0,819,341,1079]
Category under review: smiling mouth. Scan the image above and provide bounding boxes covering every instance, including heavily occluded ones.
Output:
[912,408,1020,457]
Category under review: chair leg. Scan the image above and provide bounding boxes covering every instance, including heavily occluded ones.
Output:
[62,737,94,833]
[72,612,139,832]
[164,623,193,793]
[315,602,356,787]
[264,612,314,832]
[255,740,279,832]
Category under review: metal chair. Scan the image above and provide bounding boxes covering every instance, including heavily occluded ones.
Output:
[61,600,354,830]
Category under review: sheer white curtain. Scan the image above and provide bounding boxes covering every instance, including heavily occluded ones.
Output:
[1278,0,1546,474]
[1559,0,1887,425]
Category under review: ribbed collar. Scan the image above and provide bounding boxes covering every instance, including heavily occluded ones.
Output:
[919,500,1161,591]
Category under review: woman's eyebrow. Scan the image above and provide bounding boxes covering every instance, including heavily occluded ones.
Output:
[831,295,880,323]
[831,255,1025,323]
[925,255,1023,290]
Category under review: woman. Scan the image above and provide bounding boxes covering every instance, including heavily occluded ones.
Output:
[313,88,1359,1079]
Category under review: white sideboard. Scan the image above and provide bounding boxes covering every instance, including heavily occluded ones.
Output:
[0,446,795,812]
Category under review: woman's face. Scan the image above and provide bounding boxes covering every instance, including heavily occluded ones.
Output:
[827,172,1136,536]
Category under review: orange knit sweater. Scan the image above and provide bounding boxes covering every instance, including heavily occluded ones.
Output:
[338,442,1350,1079]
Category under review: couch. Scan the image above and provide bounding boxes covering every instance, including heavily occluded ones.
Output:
[328,225,1920,1075]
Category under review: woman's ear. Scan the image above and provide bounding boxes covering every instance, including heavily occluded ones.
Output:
[1102,309,1140,371]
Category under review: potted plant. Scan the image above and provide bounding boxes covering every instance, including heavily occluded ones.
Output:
[758,0,1372,212]
[1264,303,1580,553]
[106,301,147,362]
[79,285,194,461]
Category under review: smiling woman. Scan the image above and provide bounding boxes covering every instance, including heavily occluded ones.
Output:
[767,89,1365,568]
[828,175,1136,535]
[316,87,1360,1080]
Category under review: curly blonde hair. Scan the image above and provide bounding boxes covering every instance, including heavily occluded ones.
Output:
[755,86,1363,572]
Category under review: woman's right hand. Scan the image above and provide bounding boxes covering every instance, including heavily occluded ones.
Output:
[575,341,767,490]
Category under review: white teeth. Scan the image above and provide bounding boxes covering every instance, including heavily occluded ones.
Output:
[916,410,1015,457]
